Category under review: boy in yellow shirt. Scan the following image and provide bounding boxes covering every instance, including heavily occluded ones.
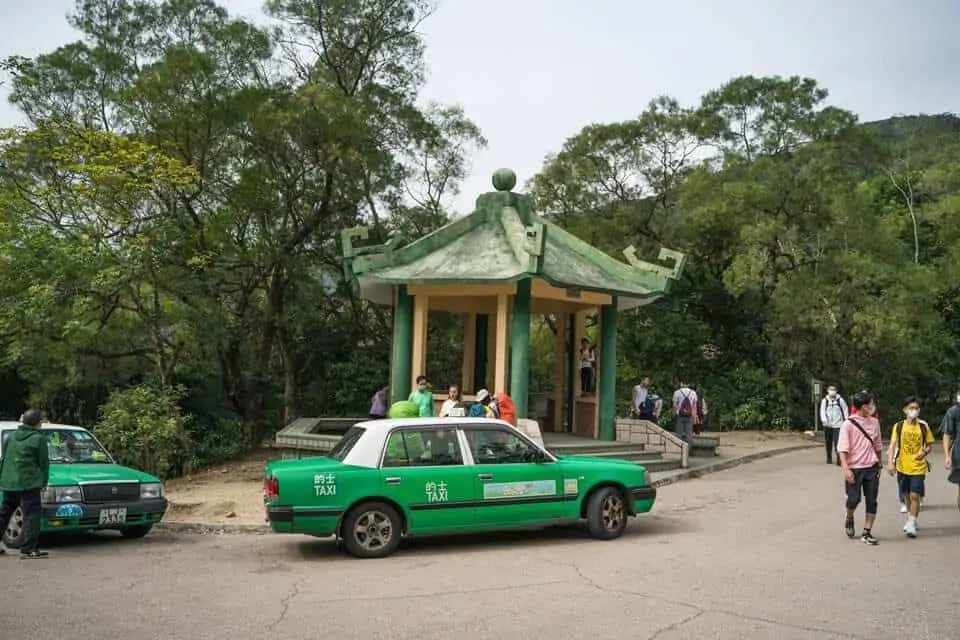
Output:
[887,396,934,538]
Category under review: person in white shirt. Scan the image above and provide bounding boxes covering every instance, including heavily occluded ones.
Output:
[439,385,464,417]
[819,384,849,466]
[672,382,699,444]
[632,377,651,418]
[578,339,596,394]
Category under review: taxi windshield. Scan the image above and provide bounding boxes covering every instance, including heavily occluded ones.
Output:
[44,429,112,464]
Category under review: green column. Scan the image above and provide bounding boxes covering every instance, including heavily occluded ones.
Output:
[597,298,618,441]
[474,314,488,390]
[509,278,532,419]
[564,314,575,433]
[390,285,413,405]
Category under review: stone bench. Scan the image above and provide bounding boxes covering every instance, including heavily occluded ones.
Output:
[274,417,364,459]
[690,435,720,457]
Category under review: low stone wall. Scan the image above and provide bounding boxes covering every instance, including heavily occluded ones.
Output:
[615,418,689,468]
[274,416,363,455]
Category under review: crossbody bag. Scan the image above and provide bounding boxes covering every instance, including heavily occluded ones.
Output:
[848,417,882,470]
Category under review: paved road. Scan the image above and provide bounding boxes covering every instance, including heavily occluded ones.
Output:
[1,449,958,640]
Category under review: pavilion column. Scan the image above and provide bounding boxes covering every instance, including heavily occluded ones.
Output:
[564,313,575,433]
[390,285,413,405]
[509,278,532,420]
[597,297,618,441]
[552,313,566,432]
[461,312,477,393]
[410,294,429,389]
[474,314,489,390]
[493,293,510,394]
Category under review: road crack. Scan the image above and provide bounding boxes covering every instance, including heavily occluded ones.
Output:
[266,578,305,631]
[558,561,860,640]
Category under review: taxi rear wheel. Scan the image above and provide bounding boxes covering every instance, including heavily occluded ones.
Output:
[585,487,628,540]
[341,501,401,559]
[2,506,24,548]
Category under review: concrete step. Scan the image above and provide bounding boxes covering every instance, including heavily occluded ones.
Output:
[548,442,645,454]
[558,449,661,462]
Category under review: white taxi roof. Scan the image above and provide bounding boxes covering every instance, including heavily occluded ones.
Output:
[340,417,548,468]
[0,422,87,431]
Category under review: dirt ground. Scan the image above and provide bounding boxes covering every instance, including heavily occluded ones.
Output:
[162,430,817,526]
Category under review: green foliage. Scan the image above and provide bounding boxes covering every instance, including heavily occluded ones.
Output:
[2,0,959,464]
[94,385,193,479]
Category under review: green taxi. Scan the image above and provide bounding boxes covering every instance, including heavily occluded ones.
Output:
[0,422,168,546]
[264,417,657,558]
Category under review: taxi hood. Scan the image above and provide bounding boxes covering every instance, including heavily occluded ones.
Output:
[48,463,161,486]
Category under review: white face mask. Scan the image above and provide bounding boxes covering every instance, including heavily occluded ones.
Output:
[827,390,837,398]
[906,409,919,420]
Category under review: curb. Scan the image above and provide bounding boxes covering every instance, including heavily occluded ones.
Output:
[154,521,271,535]
[157,442,819,535]
[651,442,818,489]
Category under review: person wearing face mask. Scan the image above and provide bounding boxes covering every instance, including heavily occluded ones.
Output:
[819,385,849,465]
[408,375,435,417]
[886,396,934,538]
[837,390,883,545]
[941,389,960,511]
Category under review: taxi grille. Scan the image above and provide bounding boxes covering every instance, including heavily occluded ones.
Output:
[82,483,140,503]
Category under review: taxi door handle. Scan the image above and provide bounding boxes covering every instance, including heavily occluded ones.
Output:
[385,477,402,485]
[478,473,494,480]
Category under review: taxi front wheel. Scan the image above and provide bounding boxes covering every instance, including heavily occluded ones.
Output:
[341,501,402,559]
[585,487,628,540]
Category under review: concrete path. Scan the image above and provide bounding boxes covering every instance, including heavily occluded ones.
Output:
[2,449,958,640]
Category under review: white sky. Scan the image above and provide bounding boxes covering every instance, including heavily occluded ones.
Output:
[2,0,958,212]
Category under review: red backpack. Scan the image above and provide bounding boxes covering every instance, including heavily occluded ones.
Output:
[677,390,694,417]
[496,393,516,426]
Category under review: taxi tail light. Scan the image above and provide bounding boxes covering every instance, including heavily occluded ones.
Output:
[264,475,279,500]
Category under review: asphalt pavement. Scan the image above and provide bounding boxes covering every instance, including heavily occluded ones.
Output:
[1,449,958,640]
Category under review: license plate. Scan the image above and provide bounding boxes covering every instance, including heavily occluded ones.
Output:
[99,508,127,525]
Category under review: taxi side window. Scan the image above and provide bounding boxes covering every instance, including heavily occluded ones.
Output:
[466,428,535,464]
[382,428,463,468]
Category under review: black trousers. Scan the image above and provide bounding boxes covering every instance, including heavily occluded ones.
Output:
[0,489,41,553]
[824,427,839,462]
[579,367,595,393]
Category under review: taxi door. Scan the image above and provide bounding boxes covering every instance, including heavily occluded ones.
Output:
[378,426,477,534]
[464,425,564,528]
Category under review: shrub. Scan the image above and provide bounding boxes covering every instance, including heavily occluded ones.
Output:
[94,385,194,479]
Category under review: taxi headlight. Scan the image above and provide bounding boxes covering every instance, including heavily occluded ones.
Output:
[41,485,83,503]
[140,483,164,499]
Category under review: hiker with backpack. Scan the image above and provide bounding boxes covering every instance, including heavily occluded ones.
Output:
[819,384,849,466]
[672,382,699,445]
[886,396,934,538]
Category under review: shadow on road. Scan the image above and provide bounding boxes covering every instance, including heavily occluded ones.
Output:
[292,515,698,561]
[34,529,198,551]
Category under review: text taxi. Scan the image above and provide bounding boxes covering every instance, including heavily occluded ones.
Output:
[263,418,657,558]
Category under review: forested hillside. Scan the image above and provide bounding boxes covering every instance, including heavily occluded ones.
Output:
[1,0,958,477]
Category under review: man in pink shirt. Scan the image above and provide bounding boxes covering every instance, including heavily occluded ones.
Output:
[837,390,883,545]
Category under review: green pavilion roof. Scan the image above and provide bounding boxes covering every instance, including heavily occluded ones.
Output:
[341,169,686,310]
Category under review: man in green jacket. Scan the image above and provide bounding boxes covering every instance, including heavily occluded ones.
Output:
[0,409,50,558]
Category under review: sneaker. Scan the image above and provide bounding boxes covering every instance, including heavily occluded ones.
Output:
[844,515,855,538]
[899,503,908,513]
[905,519,917,538]
[19,550,48,559]
[861,532,879,546]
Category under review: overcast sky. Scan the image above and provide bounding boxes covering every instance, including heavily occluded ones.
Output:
[2,0,958,212]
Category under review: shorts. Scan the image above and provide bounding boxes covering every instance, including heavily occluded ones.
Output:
[845,465,880,514]
[897,472,925,497]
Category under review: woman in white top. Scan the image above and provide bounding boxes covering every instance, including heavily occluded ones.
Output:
[439,385,463,417]
[578,338,596,394]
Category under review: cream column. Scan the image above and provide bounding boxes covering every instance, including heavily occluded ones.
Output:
[410,294,429,388]
[493,293,510,393]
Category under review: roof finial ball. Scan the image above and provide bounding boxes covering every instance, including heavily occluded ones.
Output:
[492,168,517,192]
